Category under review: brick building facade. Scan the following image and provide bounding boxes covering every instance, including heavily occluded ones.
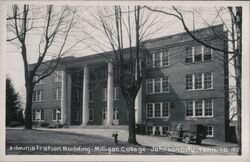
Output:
[30,25,229,141]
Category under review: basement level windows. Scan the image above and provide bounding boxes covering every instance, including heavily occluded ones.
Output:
[146,77,169,94]
[146,126,169,136]
[186,72,213,91]
[185,100,213,117]
[146,50,169,68]
[185,45,213,63]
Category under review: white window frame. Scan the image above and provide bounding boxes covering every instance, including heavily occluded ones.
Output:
[52,109,61,121]
[147,126,169,136]
[33,90,44,102]
[53,87,62,100]
[32,109,44,121]
[113,87,119,100]
[146,50,169,69]
[146,77,169,94]
[186,45,213,63]
[206,126,214,137]
[186,72,213,91]
[185,100,213,118]
[146,102,170,118]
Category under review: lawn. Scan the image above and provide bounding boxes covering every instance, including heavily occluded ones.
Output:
[6,129,175,155]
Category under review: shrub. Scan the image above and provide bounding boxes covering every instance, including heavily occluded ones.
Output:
[9,121,22,127]
[40,122,49,127]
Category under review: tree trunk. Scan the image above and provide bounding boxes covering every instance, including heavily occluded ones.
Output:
[24,86,33,129]
[127,98,138,144]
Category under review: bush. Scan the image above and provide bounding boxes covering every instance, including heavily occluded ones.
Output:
[9,121,22,127]
[40,122,49,127]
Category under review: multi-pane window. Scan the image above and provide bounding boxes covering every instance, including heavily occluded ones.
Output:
[102,88,107,101]
[33,90,44,102]
[206,126,214,137]
[186,101,193,117]
[34,76,44,85]
[194,74,202,89]
[205,100,213,116]
[146,103,153,118]
[53,88,61,100]
[146,102,170,118]
[186,75,193,90]
[89,108,94,121]
[102,107,106,120]
[146,77,169,94]
[185,45,213,63]
[114,87,119,100]
[146,79,153,93]
[195,100,203,116]
[186,73,213,90]
[54,71,62,82]
[32,109,44,121]
[204,72,213,89]
[146,126,169,136]
[53,109,61,121]
[185,100,213,117]
[146,50,169,68]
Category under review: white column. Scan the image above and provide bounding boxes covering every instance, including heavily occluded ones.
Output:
[106,61,113,126]
[81,65,89,126]
[61,70,67,125]
[66,72,72,125]
[135,85,142,124]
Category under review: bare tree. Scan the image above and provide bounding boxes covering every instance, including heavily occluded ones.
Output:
[81,6,163,144]
[144,6,242,154]
[7,5,83,129]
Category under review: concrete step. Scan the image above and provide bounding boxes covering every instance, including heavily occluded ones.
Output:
[68,125,128,130]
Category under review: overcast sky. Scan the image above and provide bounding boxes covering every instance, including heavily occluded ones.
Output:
[6,4,234,108]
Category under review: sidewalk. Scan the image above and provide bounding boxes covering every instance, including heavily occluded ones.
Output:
[37,127,239,155]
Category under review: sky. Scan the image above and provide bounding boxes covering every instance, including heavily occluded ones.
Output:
[6,4,234,109]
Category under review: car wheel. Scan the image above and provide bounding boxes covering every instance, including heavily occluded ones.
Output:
[184,136,190,144]
[168,134,173,140]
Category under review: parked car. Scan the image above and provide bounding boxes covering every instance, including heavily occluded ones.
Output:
[167,124,207,144]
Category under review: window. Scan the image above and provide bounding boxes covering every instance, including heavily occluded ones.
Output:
[33,90,44,102]
[113,107,119,120]
[186,75,193,90]
[114,87,119,100]
[146,103,153,118]
[34,76,44,85]
[146,102,170,118]
[185,100,213,117]
[102,108,106,120]
[32,109,44,121]
[53,88,61,100]
[89,109,94,121]
[146,79,153,94]
[89,90,93,102]
[102,88,107,101]
[206,126,214,137]
[146,126,153,135]
[146,77,169,94]
[54,71,62,82]
[146,50,169,68]
[154,103,161,117]
[195,100,203,116]
[162,126,169,135]
[204,72,213,89]
[185,45,212,63]
[186,73,213,90]
[205,100,213,116]
[146,126,169,136]
[53,109,61,121]
[186,101,193,117]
